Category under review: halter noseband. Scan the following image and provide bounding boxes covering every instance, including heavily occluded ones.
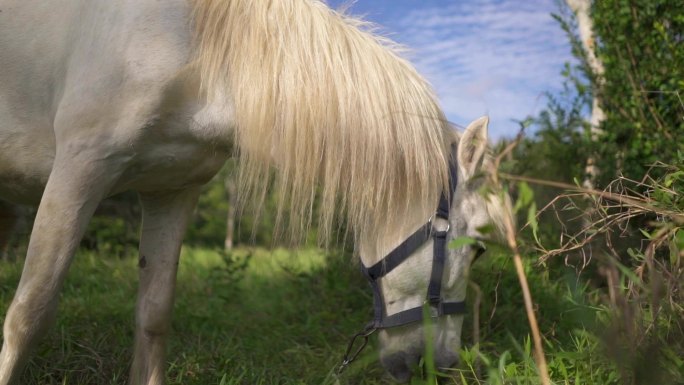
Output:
[338,149,465,373]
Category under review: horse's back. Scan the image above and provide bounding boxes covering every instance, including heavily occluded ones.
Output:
[0,0,224,204]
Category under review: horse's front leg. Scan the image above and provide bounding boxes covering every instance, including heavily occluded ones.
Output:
[130,188,201,385]
[0,151,120,385]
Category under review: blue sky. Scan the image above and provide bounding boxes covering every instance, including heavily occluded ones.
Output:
[325,0,574,139]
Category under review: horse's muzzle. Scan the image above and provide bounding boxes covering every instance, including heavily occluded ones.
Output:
[380,348,459,382]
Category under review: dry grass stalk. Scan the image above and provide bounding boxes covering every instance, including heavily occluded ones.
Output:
[485,132,552,385]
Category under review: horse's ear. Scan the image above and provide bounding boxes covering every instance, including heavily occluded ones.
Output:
[457,116,489,181]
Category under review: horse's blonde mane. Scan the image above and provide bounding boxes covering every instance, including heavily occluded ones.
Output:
[192,0,450,243]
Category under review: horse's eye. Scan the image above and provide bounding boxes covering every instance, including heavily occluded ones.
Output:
[473,240,487,261]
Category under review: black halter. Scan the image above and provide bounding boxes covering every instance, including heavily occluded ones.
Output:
[361,152,463,329]
[338,150,464,373]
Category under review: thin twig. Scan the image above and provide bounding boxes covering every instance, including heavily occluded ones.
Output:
[500,173,684,224]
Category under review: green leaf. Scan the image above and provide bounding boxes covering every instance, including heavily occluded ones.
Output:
[514,182,534,213]
[613,259,646,290]
[639,228,653,240]
[449,237,477,249]
[665,171,684,188]
[477,224,495,235]
[673,229,684,268]
[676,228,684,251]
[527,202,540,244]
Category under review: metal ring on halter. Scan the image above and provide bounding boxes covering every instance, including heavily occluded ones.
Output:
[431,220,450,234]
[442,223,451,233]
[426,215,450,235]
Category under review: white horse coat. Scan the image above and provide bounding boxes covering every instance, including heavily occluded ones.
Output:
[0,0,229,204]
[1,2,229,384]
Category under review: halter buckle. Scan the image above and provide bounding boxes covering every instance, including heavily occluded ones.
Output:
[424,299,442,318]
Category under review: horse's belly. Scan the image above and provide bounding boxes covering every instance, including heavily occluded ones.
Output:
[0,171,49,206]
[0,120,229,205]
[0,113,55,205]
[119,141,229,194]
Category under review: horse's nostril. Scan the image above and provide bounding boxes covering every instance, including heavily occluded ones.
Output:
[435,351,459,371]
[380,350,422,383]
[382,350,460,382]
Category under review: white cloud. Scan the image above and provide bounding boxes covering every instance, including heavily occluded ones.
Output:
[391,0,574,138]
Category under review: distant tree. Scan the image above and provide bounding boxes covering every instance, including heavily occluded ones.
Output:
[588,0,684,183]
[524,0,683,188]
[224,173,237,250]
[509,0,684,255]
[566,0,605,191]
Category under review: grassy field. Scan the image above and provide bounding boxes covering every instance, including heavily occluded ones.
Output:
[0,246,680,384]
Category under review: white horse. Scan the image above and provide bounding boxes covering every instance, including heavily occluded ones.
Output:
[0,0,508,383]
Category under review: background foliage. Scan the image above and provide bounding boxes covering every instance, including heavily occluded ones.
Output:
[591,0,684,184]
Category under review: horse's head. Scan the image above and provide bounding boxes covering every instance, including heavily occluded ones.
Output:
[357,117,509,381]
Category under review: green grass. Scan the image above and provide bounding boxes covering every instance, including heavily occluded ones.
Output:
[0,247,387,384]
[0,247,680,384]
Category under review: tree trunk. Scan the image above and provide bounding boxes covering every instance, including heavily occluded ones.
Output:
[567,0,605,190]
[224,174,237,251]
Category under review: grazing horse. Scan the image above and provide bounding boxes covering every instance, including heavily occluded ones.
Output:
[0,0,508,383]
